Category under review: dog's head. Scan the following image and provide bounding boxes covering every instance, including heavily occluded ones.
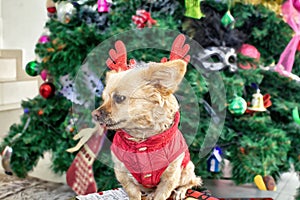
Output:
[92,59,187,138]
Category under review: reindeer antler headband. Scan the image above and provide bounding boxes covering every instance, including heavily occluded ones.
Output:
[106,34,190,72]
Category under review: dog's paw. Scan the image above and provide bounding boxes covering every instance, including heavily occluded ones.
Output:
[172,187,187,200]
[144,192,154,200]
[152,192,171,200]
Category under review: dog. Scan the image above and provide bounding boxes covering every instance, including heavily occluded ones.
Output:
[92,58,202,200]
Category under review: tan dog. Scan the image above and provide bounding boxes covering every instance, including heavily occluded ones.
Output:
[92,58,202,200]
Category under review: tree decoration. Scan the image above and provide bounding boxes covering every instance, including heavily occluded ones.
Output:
[247,89,267,112]
[238,44,260,70]
[254,175,276,191]
[1,146,13,175]
[132,10,157,28]
[25,61,40,77]
[221,10,235,28]
[243,0,283,15]
[275,0,300,75]
[59,64,103,106]
[40,69,48,81]
[38,35,50,44]
[294,0,300,11]
[66,125,106,195]
[228,96,247,115]
[46,0,56,17]
[38,109,44,116]
[39,82,55,99]
[184,0,204,19]
[193,46,238,72]
[207,147,222,173]
[23,108,30,114]
[292,107,300,125]
[97,0,111,13]
[56,1,77,23]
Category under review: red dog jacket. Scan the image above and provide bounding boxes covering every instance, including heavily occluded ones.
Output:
[111,112,190,188]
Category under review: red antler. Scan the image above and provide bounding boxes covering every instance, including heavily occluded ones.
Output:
[106,40,132,71]
[161,34,190,63]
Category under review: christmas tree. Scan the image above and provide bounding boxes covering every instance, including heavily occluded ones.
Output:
[1,0,300,195]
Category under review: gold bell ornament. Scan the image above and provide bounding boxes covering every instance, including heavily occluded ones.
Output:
[248,89,266,112]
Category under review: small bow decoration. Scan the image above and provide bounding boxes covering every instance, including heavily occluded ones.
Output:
[97,0,111,13]
[132,10,157,29]
[275,0,300,75]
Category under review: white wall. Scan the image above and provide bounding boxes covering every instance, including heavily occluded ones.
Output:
[1,0,48,67]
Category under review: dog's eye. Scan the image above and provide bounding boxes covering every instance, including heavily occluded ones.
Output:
[113,94,126,104]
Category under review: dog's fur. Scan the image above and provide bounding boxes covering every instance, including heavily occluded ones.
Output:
[92,59,201,200]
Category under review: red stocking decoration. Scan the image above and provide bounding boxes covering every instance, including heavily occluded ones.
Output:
[67,128,106,195]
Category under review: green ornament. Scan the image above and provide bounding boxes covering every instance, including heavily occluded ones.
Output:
[221,10,235,28]
[228,96,247,115]
[25,61,39,76]
[184,0,205,19]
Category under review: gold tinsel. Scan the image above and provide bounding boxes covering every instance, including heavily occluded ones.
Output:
[237,0,284,15]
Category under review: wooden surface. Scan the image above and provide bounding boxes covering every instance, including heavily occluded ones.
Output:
[0,173,75,200]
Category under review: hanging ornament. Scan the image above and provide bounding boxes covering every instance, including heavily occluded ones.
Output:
[193,46,238,72]
[228,96,247,115]
[25,61,39,77]
[1,146,13,175]
[132,10,157,29]
[56,1,77,23]
[24,108,30,114]
[293,0,300,12]
[238,44,260,70]
[40,69,48,81]
[247,89,267,112]
[254,175,276,191]
[97,0,111,13]
[207,147,222,173]
[221,10,235,29]
[46,0,56,17]
[38,109,44,116]
[38,35,50,44]
[60,63,104,106]
[65,117,78,133]
[184,0,204,19]
[66,125,107,195]
[39,82,55,99]
[263,175,276,191]
[292,107,300,125]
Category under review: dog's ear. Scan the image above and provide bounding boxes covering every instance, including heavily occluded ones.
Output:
[146,59,187,95]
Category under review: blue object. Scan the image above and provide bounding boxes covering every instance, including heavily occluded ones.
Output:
[207,147,222,172]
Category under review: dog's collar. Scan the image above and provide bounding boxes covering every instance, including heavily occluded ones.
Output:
[115,112,180,149]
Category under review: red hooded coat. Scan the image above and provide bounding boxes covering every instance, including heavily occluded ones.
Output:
[111,112,190,188]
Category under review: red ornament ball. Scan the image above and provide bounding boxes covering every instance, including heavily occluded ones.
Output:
[39,82,55,99]
[47,7,56,13]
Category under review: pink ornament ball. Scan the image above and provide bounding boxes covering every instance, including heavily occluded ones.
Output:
[40,69,48,81]
[293,0,300,12]
[238,44,260,70]
[39,35,50,44]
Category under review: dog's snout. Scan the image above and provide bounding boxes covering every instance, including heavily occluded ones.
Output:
[92,109,102,121]
[92,108,107,122]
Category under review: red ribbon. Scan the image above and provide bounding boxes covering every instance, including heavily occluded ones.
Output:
[275,0,300,75]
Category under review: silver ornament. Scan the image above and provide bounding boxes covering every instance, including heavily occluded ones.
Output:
[1,146,13,175]
[193,46,238,72]
[56,1,76,23]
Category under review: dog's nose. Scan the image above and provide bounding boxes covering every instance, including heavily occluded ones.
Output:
[92,109,101,121]
[92,108,107,122]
